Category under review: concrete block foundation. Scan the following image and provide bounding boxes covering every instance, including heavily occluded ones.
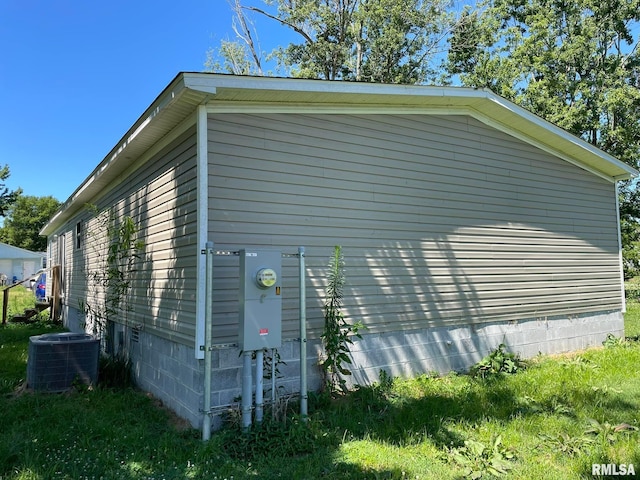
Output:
[347,310,623,387]
[62,306,623,431]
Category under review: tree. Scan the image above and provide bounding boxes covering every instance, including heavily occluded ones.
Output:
[620,186,640,278]
[205,0,264,75]
[0,195,61,252]
[0,164,19,217]
[447,0,640,276]
[212,0,459,84]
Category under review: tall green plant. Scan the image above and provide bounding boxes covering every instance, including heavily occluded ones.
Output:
[320,246,362,395]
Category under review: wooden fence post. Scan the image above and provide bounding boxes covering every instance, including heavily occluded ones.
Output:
[2,288,8,326]
[51,265,61,322]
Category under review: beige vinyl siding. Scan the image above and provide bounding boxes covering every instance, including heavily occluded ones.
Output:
[63,128,199,345]
[207,113,621,344]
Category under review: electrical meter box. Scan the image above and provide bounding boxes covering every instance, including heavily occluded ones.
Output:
[239,249,282,351]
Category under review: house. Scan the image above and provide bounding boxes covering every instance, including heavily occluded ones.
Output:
[0,242,45,285]
[41,73,637,431]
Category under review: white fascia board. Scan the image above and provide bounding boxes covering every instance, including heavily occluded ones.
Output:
[186,72,486,99]
[183,74,220,95]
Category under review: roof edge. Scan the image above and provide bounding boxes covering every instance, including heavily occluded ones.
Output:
[42,73,638,236]
[42,74,201,236]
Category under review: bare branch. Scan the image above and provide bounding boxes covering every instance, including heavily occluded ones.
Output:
[230,0,263,75]
[244,5,315,44]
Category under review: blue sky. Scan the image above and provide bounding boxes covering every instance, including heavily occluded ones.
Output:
[0,0,284,202]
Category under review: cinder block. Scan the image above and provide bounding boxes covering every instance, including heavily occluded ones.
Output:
[350,347,391,369]
[189,368,203,393]
[276,358,301,378]
[218,388,242,406]
[213,367,241,389]
[218,348,243,369]
[278,339,296,359]
[165,357,182,378]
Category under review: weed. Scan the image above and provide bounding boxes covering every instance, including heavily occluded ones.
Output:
[538,432,594,456]
[559,355,599,370]
[447,435,515,478]
[374,369,394,398]
[79,205,144,349]
[348,370,398,418]
[98,353,133,389]
[602,333,629,348]
[584,419,639,446]
[518,394,574,416]
[470,343,526,378]
[262,347,286,382]
[320,246,363,395]
[218,413,327,460]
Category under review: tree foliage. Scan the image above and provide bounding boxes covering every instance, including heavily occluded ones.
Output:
[0,194,60,252]
[447,0,640,276]
[448,0,640,163]
[0,165,19,217]
[213,0,458,83]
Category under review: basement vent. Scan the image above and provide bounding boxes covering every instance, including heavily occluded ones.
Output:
[27,333,100,392]
[131,327,140,343]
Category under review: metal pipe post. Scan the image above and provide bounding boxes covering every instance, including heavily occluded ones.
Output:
[298,246,308,418]
[271,348,276,407]
[202,241,214,441]
[241,350,253,431]
[255,350,264,424]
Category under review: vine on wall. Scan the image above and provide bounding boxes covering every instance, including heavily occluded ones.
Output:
[79,205,144,355]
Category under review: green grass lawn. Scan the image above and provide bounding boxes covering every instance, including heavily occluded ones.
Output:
[1,308,639,479]
[625,298,640,339]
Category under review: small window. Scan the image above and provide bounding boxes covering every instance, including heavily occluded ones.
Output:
[75,221,82,249]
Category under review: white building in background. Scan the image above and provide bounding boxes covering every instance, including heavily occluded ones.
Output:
[0,242,45,285]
